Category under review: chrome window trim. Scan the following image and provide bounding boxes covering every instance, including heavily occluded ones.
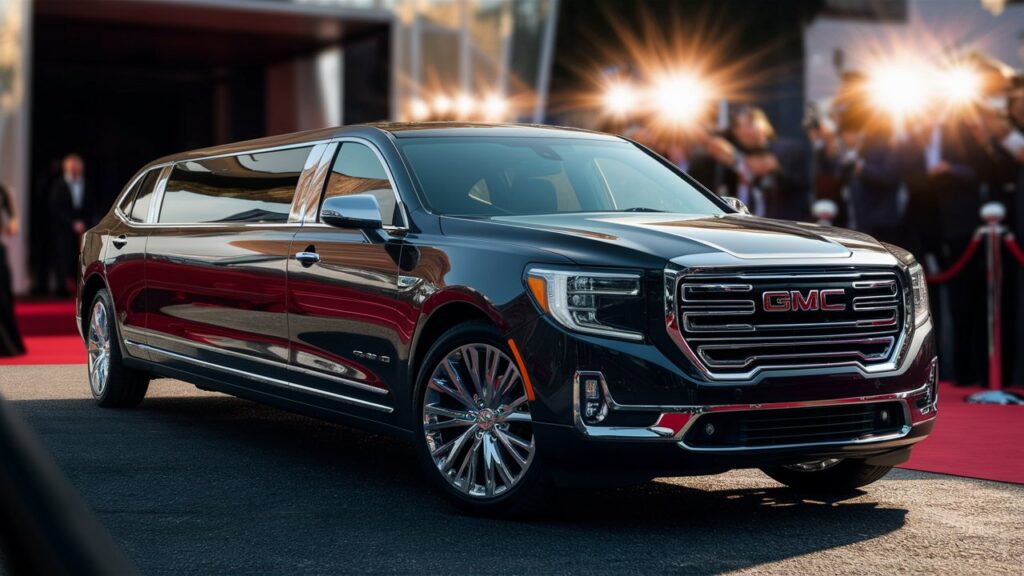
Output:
[664,263,917,384]
[311,136,410,231]
[127,140,331,228]
[113,163,172,225]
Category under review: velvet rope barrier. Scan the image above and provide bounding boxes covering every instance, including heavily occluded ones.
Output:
[1005,234,1024,267]
[926,233,983,284]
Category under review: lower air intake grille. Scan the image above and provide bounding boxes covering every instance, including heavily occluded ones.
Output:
[683,402,905,449]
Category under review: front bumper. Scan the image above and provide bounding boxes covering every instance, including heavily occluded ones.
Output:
[511,312,937,474]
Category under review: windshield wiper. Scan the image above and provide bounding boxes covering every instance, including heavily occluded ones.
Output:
[620,207,666,213]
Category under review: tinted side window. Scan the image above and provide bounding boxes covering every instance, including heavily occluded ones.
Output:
[158,146,313,224]
[321,142,399,227]
[128,170,160,223]
[117,177,141,216]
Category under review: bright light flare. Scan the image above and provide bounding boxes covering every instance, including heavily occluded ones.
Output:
[481,94,508,120]
[938,65,981,106]
[867,63,930,120]
[652,73,710,125]
[454,93,476,118]
[602,82,638,117]
[432,95,452,115]
[409,98,430,121]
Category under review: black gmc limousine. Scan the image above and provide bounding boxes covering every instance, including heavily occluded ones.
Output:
[78,123,936,513]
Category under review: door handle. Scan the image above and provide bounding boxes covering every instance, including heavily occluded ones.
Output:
[112,235,128,249]
[295,249,320,267]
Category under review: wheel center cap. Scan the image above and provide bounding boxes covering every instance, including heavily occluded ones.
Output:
[476,408,496,430]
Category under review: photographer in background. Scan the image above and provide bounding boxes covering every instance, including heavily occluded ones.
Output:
[705,106,811,221]
[820,71,907,247]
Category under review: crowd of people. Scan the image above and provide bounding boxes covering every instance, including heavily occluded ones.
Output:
[629,61,1024,388]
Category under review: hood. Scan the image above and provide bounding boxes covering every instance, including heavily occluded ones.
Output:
[441,212,898,269]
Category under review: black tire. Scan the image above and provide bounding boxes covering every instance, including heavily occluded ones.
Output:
[85,289,150,408]
[412,321,551,516]
[761,459,893,494]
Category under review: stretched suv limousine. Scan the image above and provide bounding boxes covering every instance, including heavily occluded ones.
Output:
[78,123,937,512]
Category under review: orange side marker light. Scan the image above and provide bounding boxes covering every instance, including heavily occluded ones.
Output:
[506,338,536,401]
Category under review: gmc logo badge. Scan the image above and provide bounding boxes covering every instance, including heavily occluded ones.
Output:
[762,289,846,312]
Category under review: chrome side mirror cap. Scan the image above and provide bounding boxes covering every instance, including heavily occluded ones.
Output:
[723,196,751,215]
[321,194,384,230]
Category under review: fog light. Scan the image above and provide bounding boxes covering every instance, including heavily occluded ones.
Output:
[880,409,890,423]
[918,358,939,415]
[704,422,716,436]
[576,371,609,424]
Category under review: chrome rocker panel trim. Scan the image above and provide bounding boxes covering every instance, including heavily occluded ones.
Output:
[124,340,394,414]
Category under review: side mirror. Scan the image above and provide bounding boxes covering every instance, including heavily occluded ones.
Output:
[723,196,751,215]
[321,194,383,230]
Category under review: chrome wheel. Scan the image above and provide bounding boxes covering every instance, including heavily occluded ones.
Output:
[422,343,535,499]
[784,458,842,472]
[87,300,111,397]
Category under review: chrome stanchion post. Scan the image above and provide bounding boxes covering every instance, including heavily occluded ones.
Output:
[811,199,838,227]
[968,202,1023,404]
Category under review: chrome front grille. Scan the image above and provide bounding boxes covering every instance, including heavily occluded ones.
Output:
[668,269,907,379]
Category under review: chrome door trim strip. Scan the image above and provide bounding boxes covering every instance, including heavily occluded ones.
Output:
[137,329,389,396]
[126,340,393,414]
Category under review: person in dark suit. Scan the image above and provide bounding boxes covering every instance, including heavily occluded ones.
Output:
[0,183,25,356]
[49,154,94,296]
[904,120,986,387]
[837,129,905,246]
[706,106,811,221]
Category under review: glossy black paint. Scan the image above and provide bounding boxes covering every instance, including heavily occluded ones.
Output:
[78,123,936,476]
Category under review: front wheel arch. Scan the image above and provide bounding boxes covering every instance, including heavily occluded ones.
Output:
[409,299,496,389]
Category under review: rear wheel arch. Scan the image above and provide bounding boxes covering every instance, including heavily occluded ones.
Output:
[79,273,110,337]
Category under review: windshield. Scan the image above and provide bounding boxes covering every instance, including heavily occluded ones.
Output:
[397,136,725,217]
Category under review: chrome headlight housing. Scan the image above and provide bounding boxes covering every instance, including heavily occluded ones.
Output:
[907,261,930,327]
[525,267,644,341]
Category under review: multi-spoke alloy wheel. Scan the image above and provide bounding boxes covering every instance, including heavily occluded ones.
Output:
[422,343,535,499]
[86,289,149,408]
[87,299,111,397]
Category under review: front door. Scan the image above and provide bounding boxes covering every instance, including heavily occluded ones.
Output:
[287,139,408,410]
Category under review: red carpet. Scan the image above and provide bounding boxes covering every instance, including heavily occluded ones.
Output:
[0,300,85,365]
[2,301,1022,484]
[900,382,1024,484]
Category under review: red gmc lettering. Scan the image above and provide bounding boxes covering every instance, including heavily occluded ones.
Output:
[762,289,846,312]
[819,289,846,311]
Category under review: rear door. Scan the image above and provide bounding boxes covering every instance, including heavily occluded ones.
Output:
[103,166,166,357]
[143,146,317,370]
[286,139,408,410]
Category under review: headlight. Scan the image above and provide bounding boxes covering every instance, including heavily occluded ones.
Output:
[525,267,644,341]
[908,262,930,326]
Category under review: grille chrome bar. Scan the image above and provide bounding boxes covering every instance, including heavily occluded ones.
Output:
[666,267,909,380]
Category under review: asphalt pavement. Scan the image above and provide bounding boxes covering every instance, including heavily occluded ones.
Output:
[1,364,1022,575]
